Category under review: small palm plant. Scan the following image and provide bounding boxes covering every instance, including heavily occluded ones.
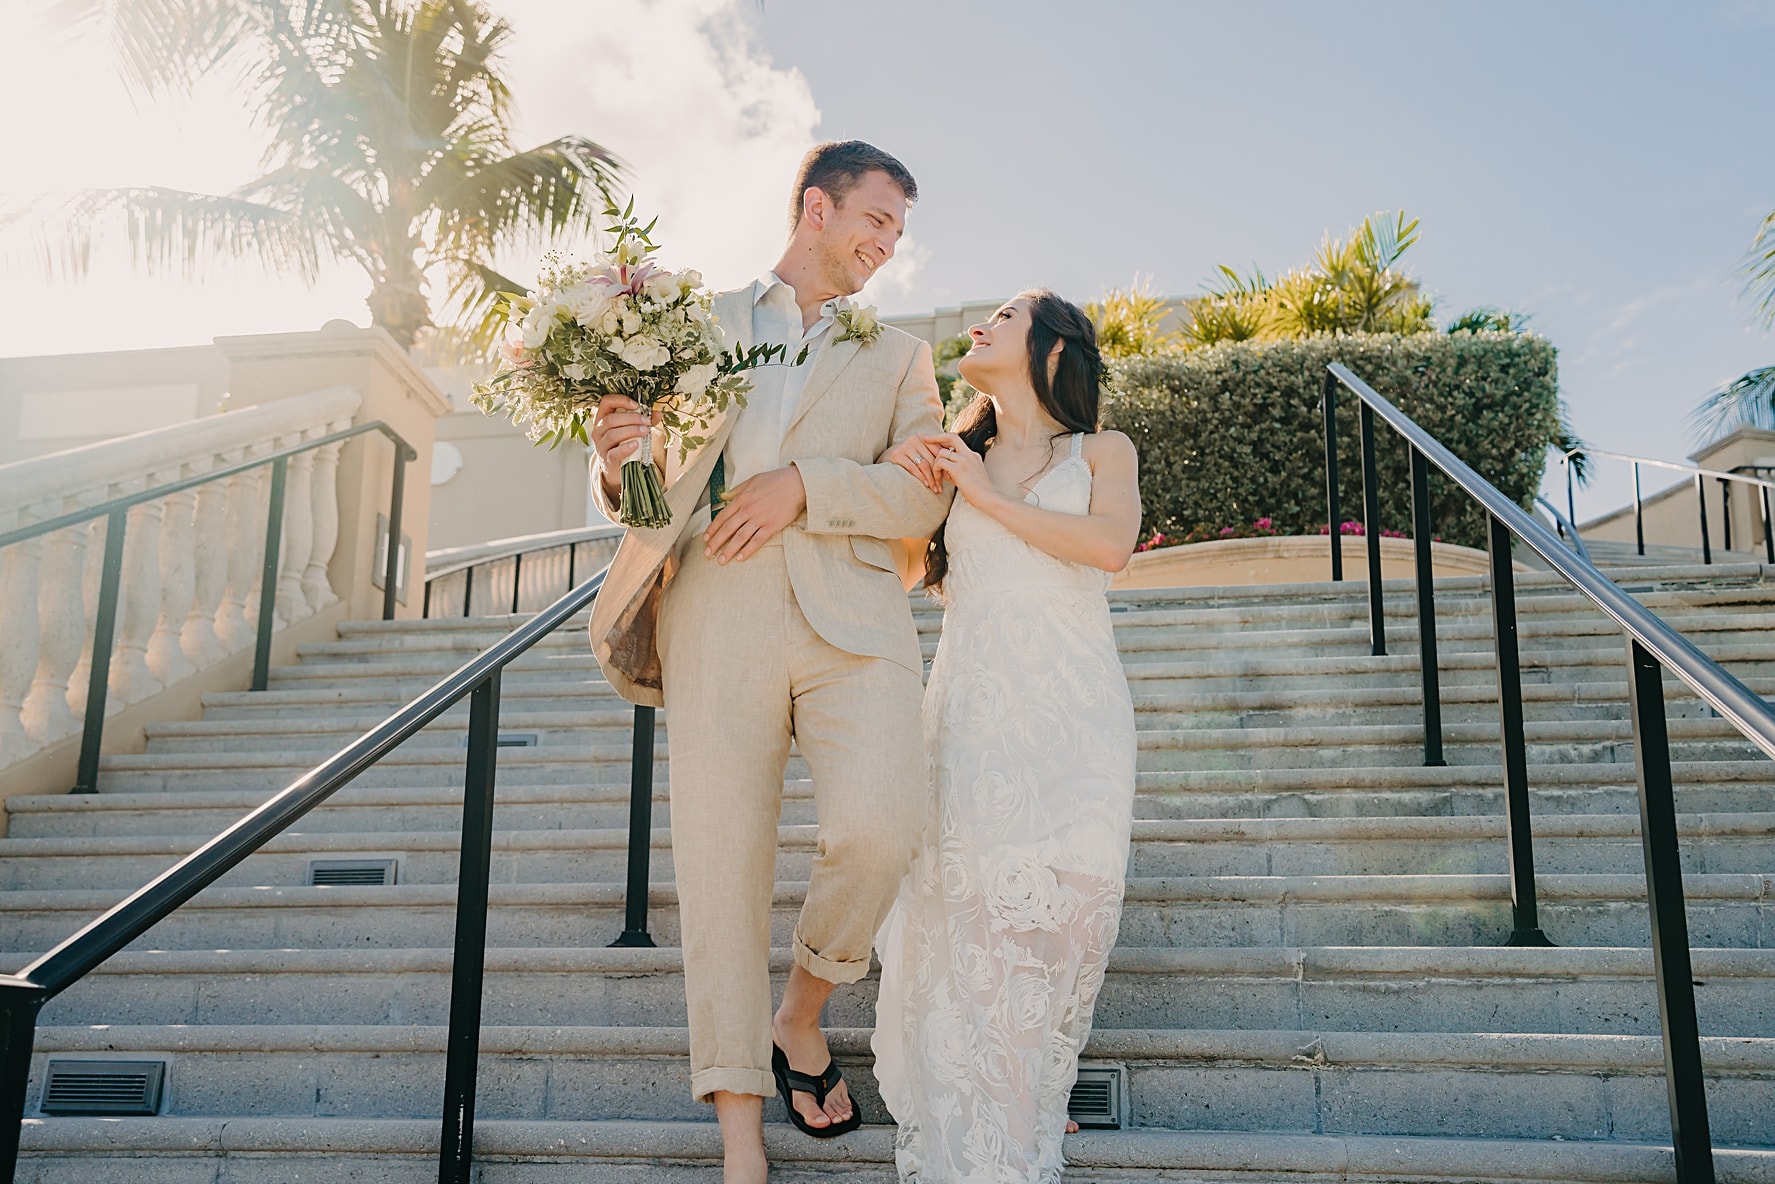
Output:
[1086,274,1183,359]
[39,0,619,352]
[1689,210,1775,443]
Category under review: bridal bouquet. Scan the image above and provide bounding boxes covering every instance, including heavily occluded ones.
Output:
[471,202,790,528]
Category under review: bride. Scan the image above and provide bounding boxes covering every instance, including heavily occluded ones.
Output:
[872,290,1142,1182]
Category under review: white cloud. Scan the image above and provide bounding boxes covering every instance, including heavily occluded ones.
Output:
[0,0,820,356]
[489,0,819,290]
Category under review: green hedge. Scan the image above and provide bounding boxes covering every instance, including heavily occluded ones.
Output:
[1102,332,1560,550]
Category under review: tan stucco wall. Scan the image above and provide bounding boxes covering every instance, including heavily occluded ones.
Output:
[0,345,231,464]
[1579,427,1775,555]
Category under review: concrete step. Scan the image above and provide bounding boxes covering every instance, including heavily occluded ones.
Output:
[17,944,1775,1037]
[19,1119,1775,1184]
[15,762,1775,839]
[4,873,1772,955]
[6,813,1775,891]
[19,1024,1775,1145]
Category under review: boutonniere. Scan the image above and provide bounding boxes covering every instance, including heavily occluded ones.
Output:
[833,301,882,347]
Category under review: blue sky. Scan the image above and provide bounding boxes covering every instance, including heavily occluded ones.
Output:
[757,0,1775,519]
[4,0,1771,520]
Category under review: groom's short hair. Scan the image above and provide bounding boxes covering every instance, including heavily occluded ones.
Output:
[790,141,918,231]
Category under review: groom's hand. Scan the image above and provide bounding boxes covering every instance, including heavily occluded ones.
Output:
[704,465,807,564]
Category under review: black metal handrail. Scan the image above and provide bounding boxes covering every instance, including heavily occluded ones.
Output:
[1534,495,1593,564]
[1325,363,1764,1184]
[0,421,416,792]
[421,526,624,619]
[0,563,663,1184]
[1559,446,1775,564]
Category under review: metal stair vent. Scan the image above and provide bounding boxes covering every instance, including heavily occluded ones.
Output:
[40,1059,166,1116]
[494,732,538,748]
[1066,1065,1125,1130]
[306,858,398,886]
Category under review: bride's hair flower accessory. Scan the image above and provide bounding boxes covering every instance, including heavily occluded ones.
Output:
[834,300,883,347]
[471,199,794,529]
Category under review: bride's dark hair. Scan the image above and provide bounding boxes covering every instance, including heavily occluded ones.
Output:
[922,289,1105,593]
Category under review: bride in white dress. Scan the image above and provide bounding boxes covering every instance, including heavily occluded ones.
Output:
[872,291,1142,1183]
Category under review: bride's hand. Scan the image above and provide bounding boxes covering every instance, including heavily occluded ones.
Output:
[928,433,995,506]
[884,434,945,494]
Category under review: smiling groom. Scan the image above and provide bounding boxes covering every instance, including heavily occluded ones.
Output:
[586,142,951,1181]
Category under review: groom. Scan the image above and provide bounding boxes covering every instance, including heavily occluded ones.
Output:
[586,141,950,1179]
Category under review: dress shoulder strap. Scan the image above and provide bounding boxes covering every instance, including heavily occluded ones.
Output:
[1070,432,1085,458]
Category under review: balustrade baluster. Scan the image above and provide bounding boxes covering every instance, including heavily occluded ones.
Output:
[0,511,44,764]
[181,459,233,667]
[22,518,86,745]
[275,444,316,623]
[147,474,200,685]
[65,517,107,720]
[109,479,170,705]
[216,451,266,650]
[302,434,346,611]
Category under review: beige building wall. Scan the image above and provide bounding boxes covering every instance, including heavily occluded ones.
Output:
[1579,427,1775,556]
[0,345,231,464]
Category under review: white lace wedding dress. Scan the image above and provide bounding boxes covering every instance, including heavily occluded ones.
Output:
[873,433,1137,1183]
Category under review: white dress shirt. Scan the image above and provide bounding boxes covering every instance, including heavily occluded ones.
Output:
[721,273,839,488]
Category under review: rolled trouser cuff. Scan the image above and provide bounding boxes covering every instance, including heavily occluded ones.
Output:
[691,1066,778,1105]
[793,928,872,985]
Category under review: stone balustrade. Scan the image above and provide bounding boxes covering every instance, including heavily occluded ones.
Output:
[0,388,362,768]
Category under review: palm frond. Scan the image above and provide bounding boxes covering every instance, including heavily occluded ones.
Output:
[1688,365,1775,443]
[422,135,620,258]
[1743,209,1775,329]
[1448,306,1532,334]
[45,186,321,281]
[432,256,529,357]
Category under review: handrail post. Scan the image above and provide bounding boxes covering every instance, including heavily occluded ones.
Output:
[384,447,407,621]
[1565,455,1577,535]
[0,977,48,1182]
[439,671,502,1184]
[73,509,128,793]
[510,552,523,615]
[1488,514,1552,947]
[1634,463,1645,557]
[251,456,288,694]
[1359,401,1385,655]
[1410,447,1445,766]
[567,542,578,593]
[1696,474,1712,565]
[462,565,474,619]
[1322,373,1342,581]
[1625,639,1716,1184]
[611,704,658,948]
[1719,478,1732,554]
[1762,485,1774,565]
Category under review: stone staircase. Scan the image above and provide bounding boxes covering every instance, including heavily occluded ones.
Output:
[7,564,1775,1182]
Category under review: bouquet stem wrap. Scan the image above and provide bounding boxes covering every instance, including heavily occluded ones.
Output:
[618,425,671,529]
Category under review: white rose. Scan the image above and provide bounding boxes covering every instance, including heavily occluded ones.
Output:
[620,308,641,337]
[519,302,558,349]
[598,308,622,335]
[673,361,717,396]
[567,285,613,328]
[679,269,703,290]
[613,335,669,371]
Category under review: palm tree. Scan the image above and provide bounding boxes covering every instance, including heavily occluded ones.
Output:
[40,0,619,350]
[1690,210,1775,442]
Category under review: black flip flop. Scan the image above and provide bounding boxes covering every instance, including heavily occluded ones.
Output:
[770,1042,862,1138]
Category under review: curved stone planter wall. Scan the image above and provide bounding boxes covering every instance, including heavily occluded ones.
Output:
[1112,534,1524,591]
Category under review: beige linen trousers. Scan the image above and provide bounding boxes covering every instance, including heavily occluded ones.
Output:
[588,287,952,1102]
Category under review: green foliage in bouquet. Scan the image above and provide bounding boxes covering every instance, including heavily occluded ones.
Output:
[1104,332,1561,550]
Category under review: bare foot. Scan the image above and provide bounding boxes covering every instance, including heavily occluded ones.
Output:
[714,1091,768,1184]
[771,1012,852,1130]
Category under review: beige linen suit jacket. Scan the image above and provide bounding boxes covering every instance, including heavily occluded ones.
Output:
[587,285,953,706]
